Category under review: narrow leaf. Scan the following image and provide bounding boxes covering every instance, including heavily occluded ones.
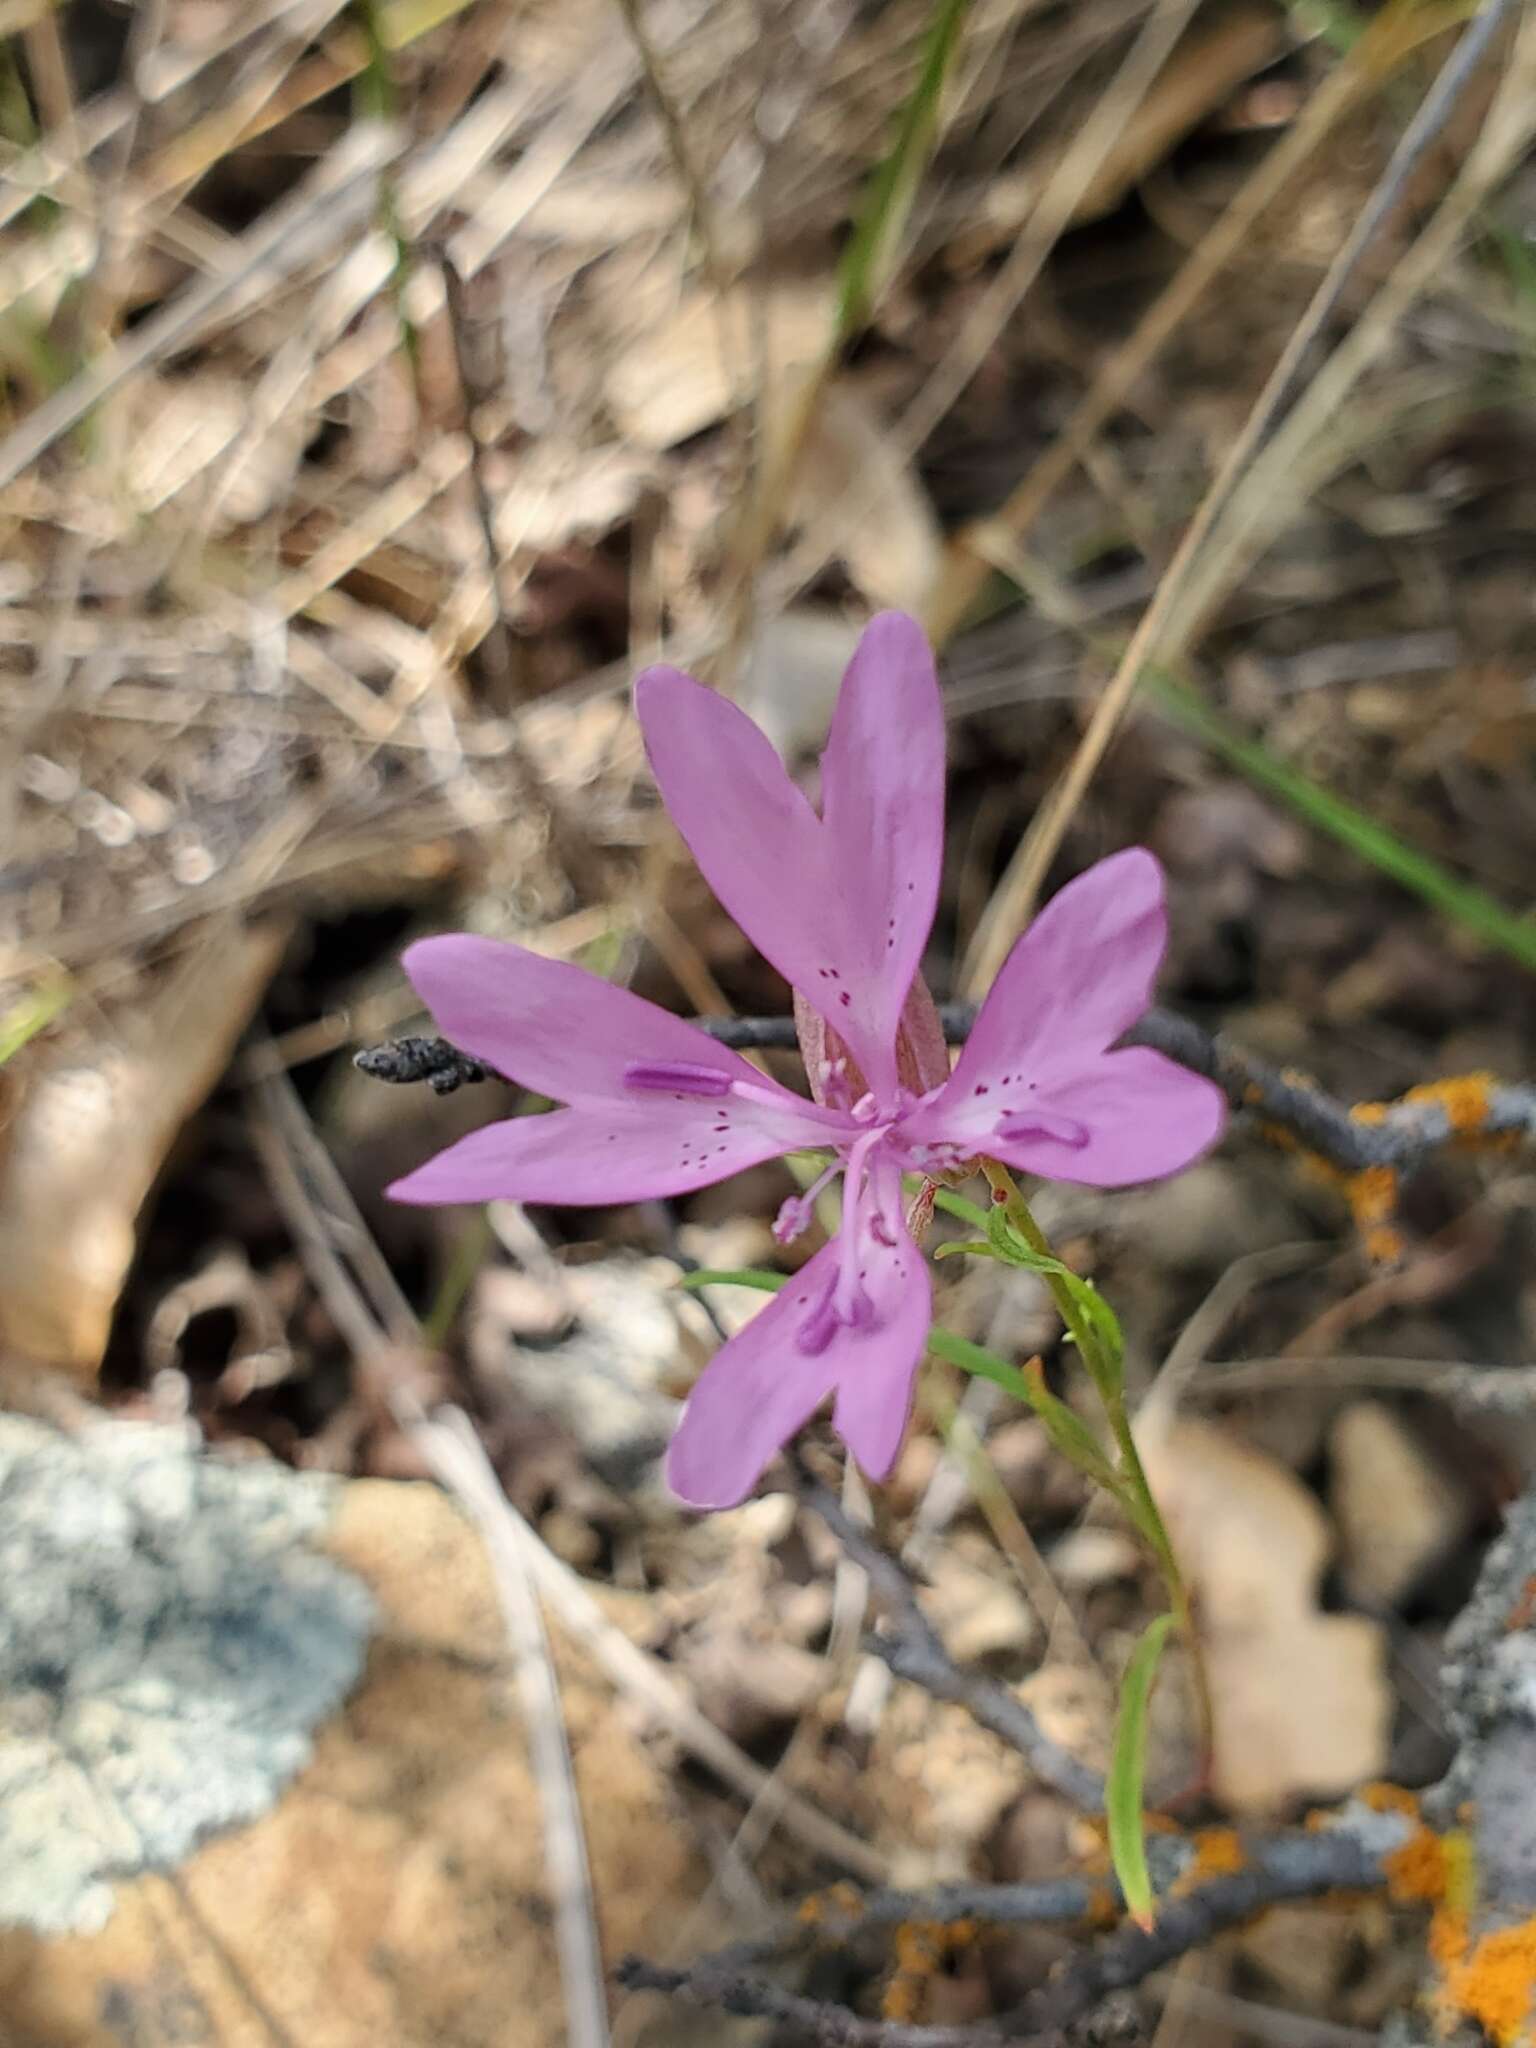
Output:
[925,1326,1036,1405]
[835,0,972,337]
[931,1186,992,1230]
[1149,670,1536,973]
[678,1268,787,1294]
[1018,1359,1123,1493]
[1107,1613,1175,1931]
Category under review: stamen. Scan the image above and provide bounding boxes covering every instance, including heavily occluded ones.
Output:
[996,1109,1090,1149]
[623,1060,731,1097]
[773,1159,842,1245]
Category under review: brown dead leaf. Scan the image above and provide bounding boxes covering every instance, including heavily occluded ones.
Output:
[1137,1419,1390,1813]
[0,921,288,1379]
[603,278,830,450]
[788,382,942,615]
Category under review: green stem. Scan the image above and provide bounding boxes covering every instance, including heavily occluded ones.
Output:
[977,1158,1216,1781]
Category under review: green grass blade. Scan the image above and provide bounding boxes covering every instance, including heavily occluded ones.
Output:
[679,1268,786,1294]
[1148,670,1536,972]
[0,974,71,1065]
[1107,1613,1174,1930]
[834,0,972,338]
[924,1324,1036,1405]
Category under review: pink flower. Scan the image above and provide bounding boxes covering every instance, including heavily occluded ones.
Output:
[389,613,1224,1508]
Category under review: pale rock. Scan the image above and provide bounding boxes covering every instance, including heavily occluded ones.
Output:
[1047,1526,1142,1590]
[918,1551,1037,1665]
[0,1431,715,2047]
[1329,1399,1476,1607]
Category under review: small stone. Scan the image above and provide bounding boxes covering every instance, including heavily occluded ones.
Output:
[1047,1526,1142,1590]
[1329,1400,1476,1607]
[919,1552,1036,1665]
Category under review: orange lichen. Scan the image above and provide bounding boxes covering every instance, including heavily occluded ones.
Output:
[1343,1164,1404,1265]
[1402,1072,1497,1137]
[1350,1099,1390,1126]
[1505,1575,1536,1634]
[881,1920,977,2022]
[1385,1824,1451,1909]
[1440,1917,1536,2047]
[1173,1828,1247,1894]
[797,1880,864,1928]
[1361,1782,1422,1819]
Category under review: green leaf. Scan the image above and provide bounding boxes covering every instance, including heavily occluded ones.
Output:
[1057,1272,1125,1399]
[1016,1359,1123,1494]
[1148,671,1536,973]
[678,1268,787,1294]
[924,1326,1035,1405]
[930,1186,992,1230]
[1107,1613,1175,1930]
[834,0,973,338]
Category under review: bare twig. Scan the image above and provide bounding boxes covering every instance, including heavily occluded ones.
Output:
[357,1004,1536,1179]
[248,1064,888,1886]
[618,1821,1404,2047]
[795,1472,1106,1811]
[0,120,401,491]
[397,1400,614,2048]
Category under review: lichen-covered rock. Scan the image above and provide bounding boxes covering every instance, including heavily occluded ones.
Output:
[0,1417,373,1934]
[0,1433,713,2047]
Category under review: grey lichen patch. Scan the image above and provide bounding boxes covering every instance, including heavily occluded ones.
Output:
[0,1416,375,1935]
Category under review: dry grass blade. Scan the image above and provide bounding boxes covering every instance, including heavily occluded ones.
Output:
[894,0,1202,464]
[768,0,1208,620]
[961,0,1525,995]
[921,0,1468,646]
[248,1069,889,1886]
[398,1401,614,2048]
[0,118,401,491]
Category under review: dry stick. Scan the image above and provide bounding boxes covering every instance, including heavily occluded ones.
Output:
[0,119,402,492]
[892,0,1202,469]
[761,0,1207,625]
[695,1006,1536,1174]
[1168,0,1536,642]
[247,1065,889,1886]
[394,1400,614,2048]
[795,1471,1107,1811]
[619,1828,1396,2047]
[434,247,611,904]
[365,1003,1536,1176]
[958,0,1522,997]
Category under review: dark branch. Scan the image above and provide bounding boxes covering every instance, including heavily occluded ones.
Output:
[355,1007,1536,1177]
[797,1474,1106,1812]
[617,1824,1400,2046]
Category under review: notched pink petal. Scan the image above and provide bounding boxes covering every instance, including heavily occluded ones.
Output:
[635,620,946,1105]
[818,613,946,1090]
[634,663,834,996]
[401,934,836,1138]
[949,848,1170,1096]
[986,1046,1225,1189]
[829,1232,930,1481]
[665,1251,845,1510]
[666,1228,932,1509]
